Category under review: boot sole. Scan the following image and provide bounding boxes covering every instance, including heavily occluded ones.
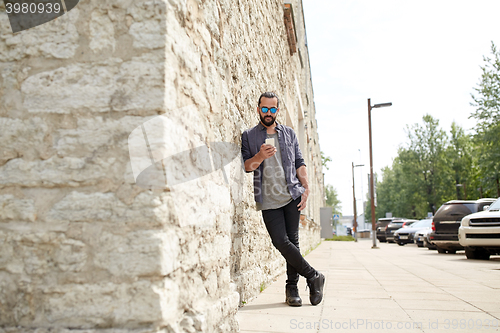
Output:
[286,300,302,307]
[310,273,325,305]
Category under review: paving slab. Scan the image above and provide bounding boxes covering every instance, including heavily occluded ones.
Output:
[236,239,500,333]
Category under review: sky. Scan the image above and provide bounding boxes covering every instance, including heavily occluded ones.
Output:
[302,0,500,220]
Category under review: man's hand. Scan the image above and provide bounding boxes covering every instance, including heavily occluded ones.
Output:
[297,187,309,211]
[244,143,276,172]
[258,143,276,160]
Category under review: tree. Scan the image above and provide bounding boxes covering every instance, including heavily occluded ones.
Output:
[367,115,454,220]
[446,122,479,200]
[370,167,400,219]
[471,41,500,197]
[325,184,341,215]
[321,151,332,171]
[373,159,419,219]
[399,114,452,215]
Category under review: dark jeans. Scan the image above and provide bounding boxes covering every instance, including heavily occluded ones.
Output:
[262,196,317,286]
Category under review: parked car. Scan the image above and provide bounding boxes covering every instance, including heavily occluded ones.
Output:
[385,220,406,243]
[394,219,433,246]
[430,198,496,254]
[402,220,417,228]
[385,219,417,243]
[415,228,431,247]
[421,228,437,250]
[459,197,500,260]
[415,217,434,247]
[376,217,404,242]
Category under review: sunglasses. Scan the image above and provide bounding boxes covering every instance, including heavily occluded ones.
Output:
[260,107,278,114]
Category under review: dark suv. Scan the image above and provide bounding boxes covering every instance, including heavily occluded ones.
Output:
[376,217,404,242]
[430,199,496,254]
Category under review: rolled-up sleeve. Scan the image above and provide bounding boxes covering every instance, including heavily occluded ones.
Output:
[293,131,306,170]
[241,131,253,173]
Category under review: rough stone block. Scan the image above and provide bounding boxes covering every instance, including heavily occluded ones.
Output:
[0,9,79,61]
[0,194,36,222]
[21,55,164,114]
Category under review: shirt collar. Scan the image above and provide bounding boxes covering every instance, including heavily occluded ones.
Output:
[258,121,282,131]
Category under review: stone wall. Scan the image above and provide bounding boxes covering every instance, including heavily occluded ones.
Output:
[0,0,323,332]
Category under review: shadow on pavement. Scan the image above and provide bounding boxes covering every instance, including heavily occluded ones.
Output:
[238,302,287,311]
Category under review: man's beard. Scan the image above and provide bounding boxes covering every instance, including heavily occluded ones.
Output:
[260,114,276,126]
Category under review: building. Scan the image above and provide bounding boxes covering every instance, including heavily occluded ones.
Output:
[0,0,323,332]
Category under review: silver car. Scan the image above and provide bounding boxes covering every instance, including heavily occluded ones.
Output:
[414,223,432,247]
[419,228,436,250]
[394,219,432,246]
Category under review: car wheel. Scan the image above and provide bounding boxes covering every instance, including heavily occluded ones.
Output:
[465,247,491,260]
[397,242,404,246]
[436,247,447,254]
[424,239,436,250]
[465,247,476,259]
[417,242,423,248]
[480,250,490,260]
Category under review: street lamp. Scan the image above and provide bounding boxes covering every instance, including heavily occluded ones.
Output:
[358,149,366,230]
[368,98,392,249]
[352,162,364,241]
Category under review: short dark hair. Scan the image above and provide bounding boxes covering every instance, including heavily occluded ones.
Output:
[258,92,279,108]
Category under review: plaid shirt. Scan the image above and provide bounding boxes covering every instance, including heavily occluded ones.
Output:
[241,121,306,204]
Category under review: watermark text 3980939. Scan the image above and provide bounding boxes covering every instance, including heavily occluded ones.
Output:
[3,0,80,33]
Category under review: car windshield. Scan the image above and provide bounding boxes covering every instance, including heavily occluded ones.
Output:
[392,222,404,225]
[410,220,425,228]
[488,198,500,211]
[411,219,432,228]
[434,203,476,219]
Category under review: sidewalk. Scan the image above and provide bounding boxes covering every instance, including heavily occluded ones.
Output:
[236,239,500,333]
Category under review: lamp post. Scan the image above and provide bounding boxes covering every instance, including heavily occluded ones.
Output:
[368,98,392,249]
[358,149,365,230]
[352,162,364,241]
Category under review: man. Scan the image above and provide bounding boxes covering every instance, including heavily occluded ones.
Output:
[241,92,325,306]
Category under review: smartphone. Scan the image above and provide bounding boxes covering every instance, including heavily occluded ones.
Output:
[265,138,275,147]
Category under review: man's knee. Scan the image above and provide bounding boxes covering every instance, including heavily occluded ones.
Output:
[287,231,299,245]
[272,237,293,252]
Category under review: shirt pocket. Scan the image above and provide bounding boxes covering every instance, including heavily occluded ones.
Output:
[284,142,295,161]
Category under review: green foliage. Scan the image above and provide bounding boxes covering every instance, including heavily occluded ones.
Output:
[302,241,321,257]
[325,235,356,241]
[470,41,500,197]
[325,184,342,215]
[321,151,332,170]
[371,117,482,220]
[400,114,452,215]
[446,122,480,200]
